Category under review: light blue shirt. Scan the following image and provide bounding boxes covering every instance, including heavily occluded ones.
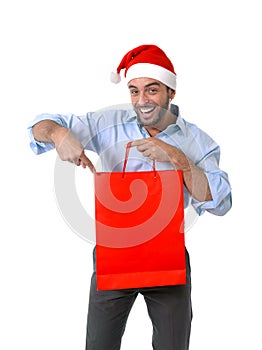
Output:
[28,104,232,216]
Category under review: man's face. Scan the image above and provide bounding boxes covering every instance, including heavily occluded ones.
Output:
[128,78,175,129]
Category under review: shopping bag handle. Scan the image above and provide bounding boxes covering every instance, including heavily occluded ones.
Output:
[122,141,156,178]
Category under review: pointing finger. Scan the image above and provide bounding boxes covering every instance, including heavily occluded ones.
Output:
[79,151,96,173]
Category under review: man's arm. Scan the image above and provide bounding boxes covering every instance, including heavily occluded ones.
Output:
[32,119,66,143]
[169,149,212,202]
[130,138,212,202]
[32,120,95,172]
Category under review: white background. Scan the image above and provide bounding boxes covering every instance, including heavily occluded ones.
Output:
[1,0,261,349]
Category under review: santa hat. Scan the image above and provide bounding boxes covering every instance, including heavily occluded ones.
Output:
[110,44,177,90]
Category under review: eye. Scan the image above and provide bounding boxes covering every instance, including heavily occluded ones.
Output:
[148,88,158,95]
[130,89,139,96]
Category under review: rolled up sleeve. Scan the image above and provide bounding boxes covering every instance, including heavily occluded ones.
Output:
[192,170,232,216]
[27,113,72,155]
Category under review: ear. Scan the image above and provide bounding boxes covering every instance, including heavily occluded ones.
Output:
[169,89,176,100]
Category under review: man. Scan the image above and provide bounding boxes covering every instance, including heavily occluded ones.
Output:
[28,44,232,350]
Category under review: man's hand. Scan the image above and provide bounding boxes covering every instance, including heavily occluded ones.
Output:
[32,120,96,173]
[53,128,95,171]
[130,137,191,171]
[130,137,212,202]
[130,138,172,162]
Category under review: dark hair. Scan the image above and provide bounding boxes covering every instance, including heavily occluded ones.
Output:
[166,86,175,94]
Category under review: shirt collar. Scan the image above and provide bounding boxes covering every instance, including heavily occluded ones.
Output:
[126,108,137,122]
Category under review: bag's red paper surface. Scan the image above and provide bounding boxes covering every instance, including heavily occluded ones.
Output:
[95,142,186,290]
[94,165,186,290]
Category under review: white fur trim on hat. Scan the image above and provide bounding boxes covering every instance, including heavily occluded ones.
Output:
[110,71,121,84]
[126,63,177,90]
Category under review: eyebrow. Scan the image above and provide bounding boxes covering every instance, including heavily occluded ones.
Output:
[128,82,161,89]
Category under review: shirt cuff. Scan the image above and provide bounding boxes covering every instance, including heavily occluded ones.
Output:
[191,171,232,216]
[27,126,55,155]
[27,113,67,155]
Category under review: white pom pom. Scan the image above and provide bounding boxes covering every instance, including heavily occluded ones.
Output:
[110,71,121,84]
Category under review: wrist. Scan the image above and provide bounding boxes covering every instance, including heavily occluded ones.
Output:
[168,147,192,172]
[50,125,68,144]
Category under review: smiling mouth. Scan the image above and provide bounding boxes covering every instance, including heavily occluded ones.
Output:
[138,106,156,114]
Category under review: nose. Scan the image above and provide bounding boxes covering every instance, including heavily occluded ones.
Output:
[137,90,149,105]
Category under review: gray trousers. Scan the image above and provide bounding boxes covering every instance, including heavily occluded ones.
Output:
[85,250,192,350]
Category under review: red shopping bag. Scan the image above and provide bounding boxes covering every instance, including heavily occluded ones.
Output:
[95,143,186,290]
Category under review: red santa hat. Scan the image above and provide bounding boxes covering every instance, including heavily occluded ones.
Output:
[110,44,177,90]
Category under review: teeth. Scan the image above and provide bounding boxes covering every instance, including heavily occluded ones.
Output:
[140,107,155,113]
